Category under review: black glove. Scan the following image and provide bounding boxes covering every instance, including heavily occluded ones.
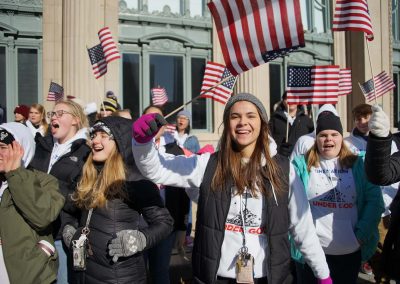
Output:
[278,142,293,157]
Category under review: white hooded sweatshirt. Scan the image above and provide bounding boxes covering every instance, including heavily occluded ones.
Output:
[132,139,330,280]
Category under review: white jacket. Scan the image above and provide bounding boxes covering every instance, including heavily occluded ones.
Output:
[132,139,330,279]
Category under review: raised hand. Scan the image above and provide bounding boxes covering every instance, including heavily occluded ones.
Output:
[132,113,167,144]
[369,105,390,137]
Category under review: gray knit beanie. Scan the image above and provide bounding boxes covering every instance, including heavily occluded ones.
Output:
[223,93,268,122]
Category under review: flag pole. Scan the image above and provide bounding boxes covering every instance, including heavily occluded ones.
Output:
[365,37,378,104]
[164,75,235,119]
[285,104,290,143]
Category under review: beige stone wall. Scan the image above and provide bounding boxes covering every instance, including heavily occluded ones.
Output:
[42,0,119,112]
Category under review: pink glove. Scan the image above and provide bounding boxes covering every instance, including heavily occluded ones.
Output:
[197,144,215,155]
[318,276,332,284]
[132,113,167,144]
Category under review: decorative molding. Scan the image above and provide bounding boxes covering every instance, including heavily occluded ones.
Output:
[143,39,185,52]
[1,0,42,6]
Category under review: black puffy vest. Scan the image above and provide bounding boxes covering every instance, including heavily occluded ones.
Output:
[192,153,292,284]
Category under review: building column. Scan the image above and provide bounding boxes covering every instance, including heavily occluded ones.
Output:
[43,0,119,109]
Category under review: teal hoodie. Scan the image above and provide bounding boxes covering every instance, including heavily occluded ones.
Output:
[291,153,384,262]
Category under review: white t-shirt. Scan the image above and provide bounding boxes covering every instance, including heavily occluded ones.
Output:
[217,187,268,278]
[308,157,360,255]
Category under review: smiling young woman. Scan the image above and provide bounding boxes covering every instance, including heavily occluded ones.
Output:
[292,112,384,284]
[132,93,333,284]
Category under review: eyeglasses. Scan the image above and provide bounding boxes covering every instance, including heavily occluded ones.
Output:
[47,110,73,119]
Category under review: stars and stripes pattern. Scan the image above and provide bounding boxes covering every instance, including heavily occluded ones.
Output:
[88,44,107,79]
[47,81,64,102]
[332,0,374,41]
[286,65,340,105]
[98,27,121,63]
[359,71,395,101]
[339,68,352,96]
[151,87,168,106]
[208,0,305,76]
[200,61,237,104]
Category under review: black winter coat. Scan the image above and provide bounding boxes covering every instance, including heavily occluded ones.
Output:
[164,142,190,231]
[269,104,314,156]
[365,133,400,279]
[29,133,91,239]
[192,153,292,284]
[73,180,173,284]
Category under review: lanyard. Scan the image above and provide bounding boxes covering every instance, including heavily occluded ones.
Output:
[239,188,249,254]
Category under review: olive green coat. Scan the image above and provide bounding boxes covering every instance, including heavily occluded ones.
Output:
[0,167,64,284]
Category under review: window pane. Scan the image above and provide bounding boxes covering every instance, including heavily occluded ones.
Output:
[149,55,183,122]
[393,0,400,40]
[314,0,327,33]
[122,53,140,119]
[394,73,399,127]
[269,64,282,114]
[191,58,207,129]
[300,0,310,31]
[0,47,6,122]
[18,49,38,106]
[148,1,180,14]
[190,0,203,17]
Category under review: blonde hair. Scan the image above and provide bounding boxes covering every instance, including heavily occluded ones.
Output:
[30,103,49,135]
[55,100,89,130]
[306,140,358,172]
[72,145,126,209]
[211,105,286,197]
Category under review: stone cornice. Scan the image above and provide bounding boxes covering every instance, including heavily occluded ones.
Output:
[0,0,42,13]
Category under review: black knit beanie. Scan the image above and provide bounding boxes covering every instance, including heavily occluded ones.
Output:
[223,93,268,122]
[316,112,343,136]
[0,129,15,145]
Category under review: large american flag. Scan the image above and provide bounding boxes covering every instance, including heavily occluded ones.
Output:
[286,65,340,105]
[359,71,395,102]
[98,27,121,63]
[208,0,305,76]
[200,61,237,104]
[339,68,352,96]
[151,87,168,106]
[332,0,374,41]
[47,81,64,102]
[88,44,107,79]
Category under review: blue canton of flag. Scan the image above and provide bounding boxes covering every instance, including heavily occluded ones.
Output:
[88,44,107,79]
[287,67,312,87]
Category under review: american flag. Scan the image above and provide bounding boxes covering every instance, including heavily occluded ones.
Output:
[332,0,374,41]
[88,44,107,79]
[151,87,168,106]
[208,0,305,76]
[98,27,121,63]
[339,68,352,96]
[200,61,237,104]
[47,82,64,102]
[286,65,340,105]
[359,71,395,102]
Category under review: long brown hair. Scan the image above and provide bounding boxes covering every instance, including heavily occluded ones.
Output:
[306,139,358,172]
[211,104,286,196]
[72,145,126,209]
[30,103,49,135]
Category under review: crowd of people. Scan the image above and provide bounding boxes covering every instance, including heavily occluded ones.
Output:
[0,91,399,284]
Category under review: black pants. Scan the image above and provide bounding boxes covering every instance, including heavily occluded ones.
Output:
[295,250,361,284]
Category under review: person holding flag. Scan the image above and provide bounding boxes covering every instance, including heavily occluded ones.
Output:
[131,93,331,283]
